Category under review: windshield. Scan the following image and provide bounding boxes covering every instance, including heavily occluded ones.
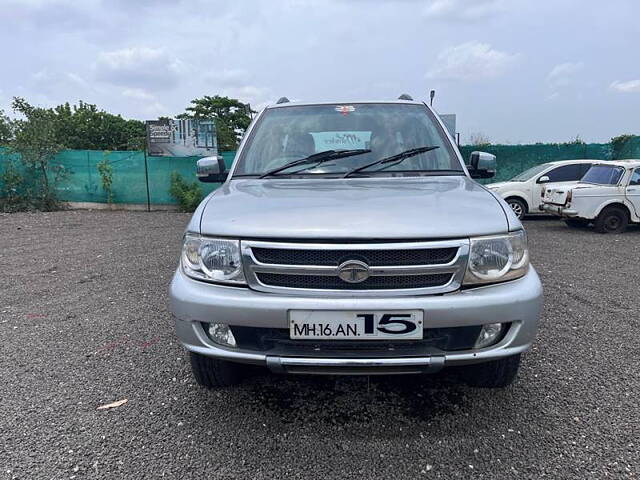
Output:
[233,103,462,177]
[509,163,553,181]
[581,165,624,185]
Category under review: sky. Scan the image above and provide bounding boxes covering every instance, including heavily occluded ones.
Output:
[0,0,639,144]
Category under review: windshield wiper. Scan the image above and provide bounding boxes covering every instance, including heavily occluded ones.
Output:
[343,146,440,178]
[258,149,371,178]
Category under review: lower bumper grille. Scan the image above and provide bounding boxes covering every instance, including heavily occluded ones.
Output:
[232,326,484,356]
[255,272,453,290]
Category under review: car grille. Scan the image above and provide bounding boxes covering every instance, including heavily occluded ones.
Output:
[251,247,457,266]
[255,272,453,290]
[241,239,469,296]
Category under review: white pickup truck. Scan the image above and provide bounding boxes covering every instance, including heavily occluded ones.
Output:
[541,160,640,233]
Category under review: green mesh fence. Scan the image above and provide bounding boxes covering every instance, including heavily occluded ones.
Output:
[1,140,639,206]
[0,149,236,206]
[459,142,622,183]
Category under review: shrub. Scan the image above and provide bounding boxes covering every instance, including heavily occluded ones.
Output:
[611,134,638,159]
[0,159,28,212]
[169,172,203,212]
[97,151,114,203]
[8,97,64,210]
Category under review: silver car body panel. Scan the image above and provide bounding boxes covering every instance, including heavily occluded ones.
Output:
[171,266,542,369]
[199,176,516,239]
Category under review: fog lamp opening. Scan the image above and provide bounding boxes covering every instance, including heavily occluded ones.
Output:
[474,322,505,349]
[204,322,237,348]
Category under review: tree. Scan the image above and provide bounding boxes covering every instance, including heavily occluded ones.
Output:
[179,95,254,150]
[563,135,585,145]
[610,134,638,159]
[0,109,13,145]
[468,132,491,147]
[52,101,145,150]
[10,97,64,209]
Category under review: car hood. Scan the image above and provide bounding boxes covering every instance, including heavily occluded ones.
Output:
[198,176,512,240]
[486,181,517,190]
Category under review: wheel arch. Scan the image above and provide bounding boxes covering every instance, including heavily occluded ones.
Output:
[504,195,529,213]
[595,201,631,220]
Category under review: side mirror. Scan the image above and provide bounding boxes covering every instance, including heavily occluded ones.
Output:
[537,175,550,184]
[467,151,496,179]
[196,155,227,183]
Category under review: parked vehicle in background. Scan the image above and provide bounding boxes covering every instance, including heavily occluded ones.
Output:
[541,160,640,233]
[486,160,596,219]
[170,97,543,390]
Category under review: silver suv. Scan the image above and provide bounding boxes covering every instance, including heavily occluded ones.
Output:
[170,98,543,389]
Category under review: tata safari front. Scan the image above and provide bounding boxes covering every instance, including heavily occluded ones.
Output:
[170,98,543,389]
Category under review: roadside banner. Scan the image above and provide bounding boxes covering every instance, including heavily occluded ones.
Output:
[146,118,217,157]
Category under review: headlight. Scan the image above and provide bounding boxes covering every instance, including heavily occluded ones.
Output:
[181,234,246,285]
[463,230,529,285]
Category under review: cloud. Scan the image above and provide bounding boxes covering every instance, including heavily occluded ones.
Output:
[29,69,92,97]
[546,62,583,89]
[200,68,273,109]
[220,85,273,110]
[203,69,250,88]
[423,0,505,21]
[609,79,640,93]
[426,41,519,81]
[120,88,168,117]
[95,47,185,90]
[122,88,156,101]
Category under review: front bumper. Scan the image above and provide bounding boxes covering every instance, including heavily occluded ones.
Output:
[541,204,578,217]
[170,267,543,374]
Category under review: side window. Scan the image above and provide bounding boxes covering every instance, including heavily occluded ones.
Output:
[630,169,640,186]
[578,163,592,178]
[546,164,583,182]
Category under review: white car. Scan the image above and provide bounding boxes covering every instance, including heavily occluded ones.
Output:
[541,160,640,233]
[487,160,596,219]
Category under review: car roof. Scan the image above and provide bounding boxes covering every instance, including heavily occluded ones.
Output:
[591,159,640,167]
[546,159,603,165]
[266,99,424,109]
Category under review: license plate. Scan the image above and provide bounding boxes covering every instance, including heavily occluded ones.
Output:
[289,310,423,340]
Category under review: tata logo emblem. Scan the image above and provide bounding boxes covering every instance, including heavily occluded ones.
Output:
[337,260,370,283]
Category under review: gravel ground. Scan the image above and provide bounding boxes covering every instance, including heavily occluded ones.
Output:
[1,211,639,479]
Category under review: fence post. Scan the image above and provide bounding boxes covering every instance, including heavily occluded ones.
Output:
[87,151,92,195]
[143,148,151,212]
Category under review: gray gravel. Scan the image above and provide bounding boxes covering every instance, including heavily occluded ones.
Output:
[1,211,639,479]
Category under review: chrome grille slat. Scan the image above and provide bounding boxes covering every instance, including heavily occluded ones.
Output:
[241,239,470,297]
[251,246,458,266]
[255,272,454,290]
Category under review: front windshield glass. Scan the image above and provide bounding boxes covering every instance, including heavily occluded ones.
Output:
[581,165,624,185]
[509,163,552,181]
[233,103,462,177]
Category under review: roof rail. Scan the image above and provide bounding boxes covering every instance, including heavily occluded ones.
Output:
[398,94,413,101]
[276,97,290,104]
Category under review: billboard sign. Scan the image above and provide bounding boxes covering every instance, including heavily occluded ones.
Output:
[145,118,217,157]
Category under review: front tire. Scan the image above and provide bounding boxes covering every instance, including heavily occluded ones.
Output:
[189,352,244,388]
[461,354,521,388]
[594,206,628,234]
[506,198,527,220]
